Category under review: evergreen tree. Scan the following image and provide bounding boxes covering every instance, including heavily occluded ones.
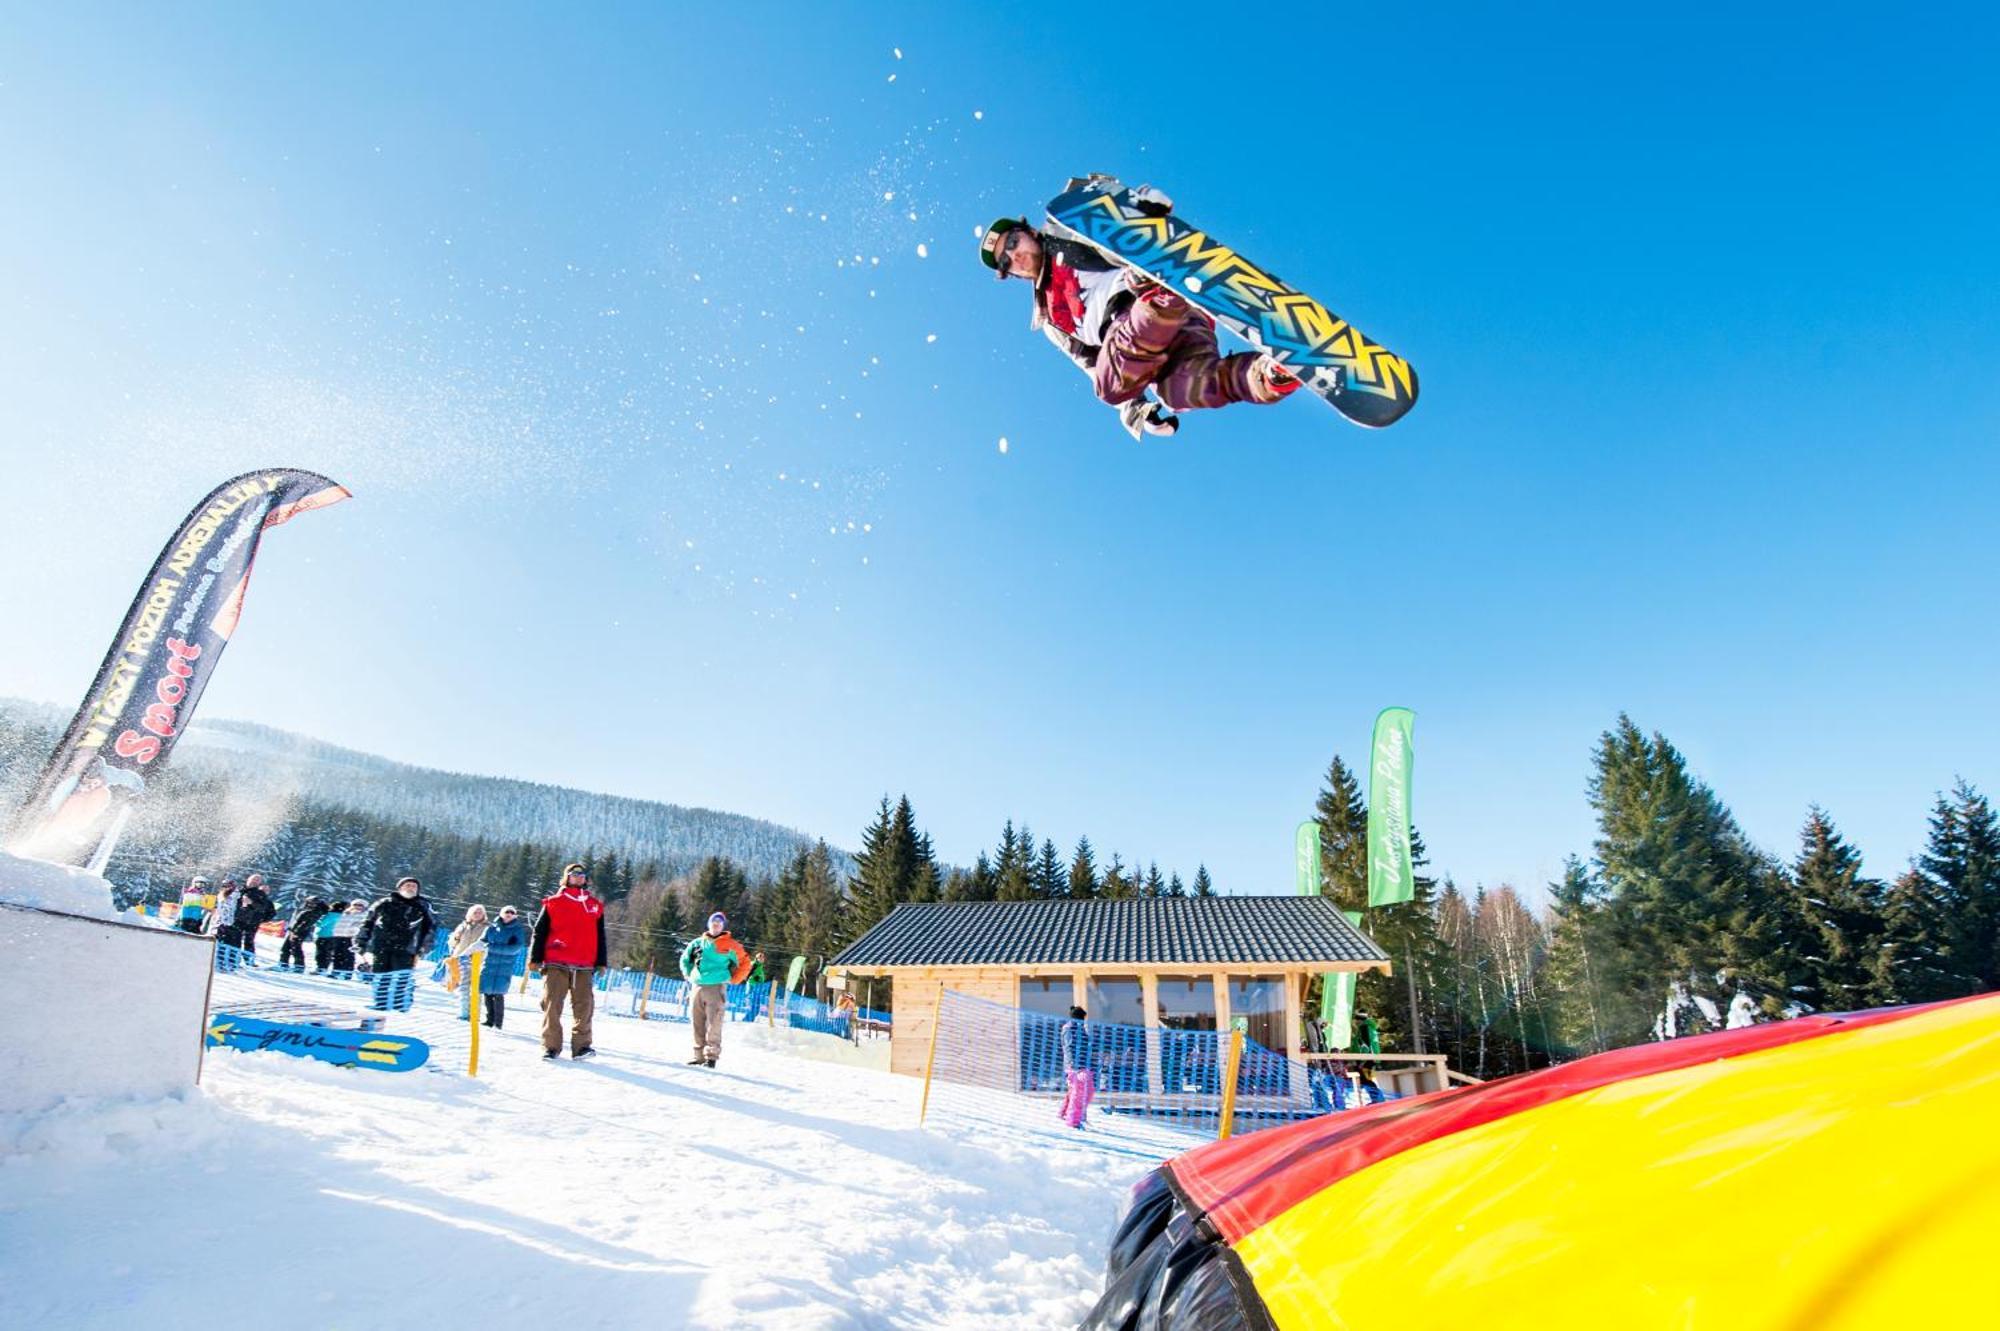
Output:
[1068,837,1099,899]
[636,880,687,971]
[1314,755,1370,910]
[845,797,904,931]
[1101,853,1133,899]
[994,820,1035,901]
[1880,782,2000,1000]
[1167,872,1186,898]
[1142,862,1166,898]
[1541,857,1614,1056]
[1192,864,1214,897]
[1035,839,1066,898]
[1589,715,1790,1037]
[786,840,846,969]
[1790,806,1888,1009]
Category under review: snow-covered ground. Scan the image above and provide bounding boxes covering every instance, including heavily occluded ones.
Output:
[0,998,1139,1329]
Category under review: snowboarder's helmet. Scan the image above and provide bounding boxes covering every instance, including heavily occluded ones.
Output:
[979,216,1029,279]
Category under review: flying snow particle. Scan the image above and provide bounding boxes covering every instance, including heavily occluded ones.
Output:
[973,110,984,120]
[925,333,937,343]
[998,437,1009,454]
[916,243,928,258]
[1184,276,1203,293]
[894,47,903,58]
[887,74,897,83]
[883,191,895,201]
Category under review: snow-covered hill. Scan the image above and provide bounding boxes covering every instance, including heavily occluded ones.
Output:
[0,699,855,882]
[0,1007,1133,1328]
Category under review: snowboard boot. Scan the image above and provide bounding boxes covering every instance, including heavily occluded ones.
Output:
[1246,353,1304,404]
[704,1057,717,1068]
[1119,397,1180,440]
[686,1055,708,1065]
[572,1047,596,1060]
[543,1048,561,1060]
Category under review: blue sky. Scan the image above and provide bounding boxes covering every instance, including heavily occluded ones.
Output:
[2,3,1994,900]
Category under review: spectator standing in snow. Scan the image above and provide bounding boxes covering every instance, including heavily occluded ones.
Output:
[530,864,607,1060]
[356,877,438,1012]
[833,990,859,1044]
[209,879,242,969]
[1058,1006,1095,1129]
[280,896,331,972]
[744,950,769,1022]
[176,875,214,934]
[446,904,489,1021]
[234,874,277,964]
[312,901,346,973]
[328,899,369,977]
[480,905,529,1029]
[680,911,752,1067]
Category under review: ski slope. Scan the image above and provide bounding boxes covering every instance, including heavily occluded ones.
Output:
[0,999,1139,1328]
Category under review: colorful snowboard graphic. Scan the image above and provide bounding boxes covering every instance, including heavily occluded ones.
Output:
[207,1012,429,1072]
[1044,179,1418,428]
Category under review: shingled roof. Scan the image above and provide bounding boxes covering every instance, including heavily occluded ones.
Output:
[828,897,1389,970]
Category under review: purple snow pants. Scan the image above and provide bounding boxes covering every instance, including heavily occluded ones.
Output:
[1092,296,1262,411]
[1059,1069,1097,1128]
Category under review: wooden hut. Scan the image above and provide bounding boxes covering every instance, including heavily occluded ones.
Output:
[826,897,1391,1079]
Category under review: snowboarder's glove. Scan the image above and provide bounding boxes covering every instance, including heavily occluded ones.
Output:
[1130,184,1173,217]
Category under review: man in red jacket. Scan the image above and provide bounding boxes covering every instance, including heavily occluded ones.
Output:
[530,862,608,1060]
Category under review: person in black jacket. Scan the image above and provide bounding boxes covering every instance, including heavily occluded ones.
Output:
[279,896,331,972]
[356,877,438,1012]
[232,874,278,965]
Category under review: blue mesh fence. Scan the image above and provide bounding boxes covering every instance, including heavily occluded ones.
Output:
[924,989,1397,1162]
[202,932,893,1076]
[598,968,889,1041]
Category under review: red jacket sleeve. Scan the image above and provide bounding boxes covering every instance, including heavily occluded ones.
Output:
[727,938,753,984]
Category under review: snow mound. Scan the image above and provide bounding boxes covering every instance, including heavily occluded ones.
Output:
[0,850,117,919]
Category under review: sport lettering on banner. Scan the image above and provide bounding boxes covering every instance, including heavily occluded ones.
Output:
[1366,707,1417,909]
[8,469,350,864]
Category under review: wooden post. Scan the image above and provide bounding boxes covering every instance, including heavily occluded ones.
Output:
[638,970,653,1020]
[767,978,779,1027]
[1217,1027,1246,1139]
[917,983,945,1128]
[466,953,484,1078]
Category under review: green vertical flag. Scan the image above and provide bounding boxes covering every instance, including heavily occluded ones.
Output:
[786,955,807,993]
[1295,820,1322,896]
[1367,706,1417,908]
[1320,910,1365,1049]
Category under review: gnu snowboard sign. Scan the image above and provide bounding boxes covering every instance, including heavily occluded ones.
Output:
[207,1012,430,1072]
[1045,179,1419,428]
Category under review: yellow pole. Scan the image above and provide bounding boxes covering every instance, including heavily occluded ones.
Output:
[917,983,945,1128]
[639,971,653,1020]
[767,978,779,1027]
[1217,1027,1246,1140]
[467,952,484,1078]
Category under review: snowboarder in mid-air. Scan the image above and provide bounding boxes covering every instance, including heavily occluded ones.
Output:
[980,183,1303,441]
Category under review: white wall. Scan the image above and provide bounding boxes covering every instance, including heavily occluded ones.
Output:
[0,903,214,1116]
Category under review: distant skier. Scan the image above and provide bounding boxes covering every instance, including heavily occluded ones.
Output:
[480,905,530,1030]
[311,900,347,973]
[356,877,438,1012]
[979,184,1302,441]
[1058,1006,1095,1129]
[530,864,607,1060]
[680,912,752,1067]
[328,898,369,977]
[745,950,770,1023]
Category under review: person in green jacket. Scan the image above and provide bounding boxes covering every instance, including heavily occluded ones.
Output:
[680,912,752,1067]
[745,950,770,1022]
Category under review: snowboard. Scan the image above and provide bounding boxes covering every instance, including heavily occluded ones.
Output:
[1044,178,1418,428]
[207,1011,430,1072]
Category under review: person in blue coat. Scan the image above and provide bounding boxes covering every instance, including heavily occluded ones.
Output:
[479,905,530,1029]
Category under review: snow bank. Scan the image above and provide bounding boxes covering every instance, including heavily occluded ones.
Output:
[0,849,117,919]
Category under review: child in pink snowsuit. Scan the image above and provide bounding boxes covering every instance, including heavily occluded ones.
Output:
[1058,1007,1095,1129]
